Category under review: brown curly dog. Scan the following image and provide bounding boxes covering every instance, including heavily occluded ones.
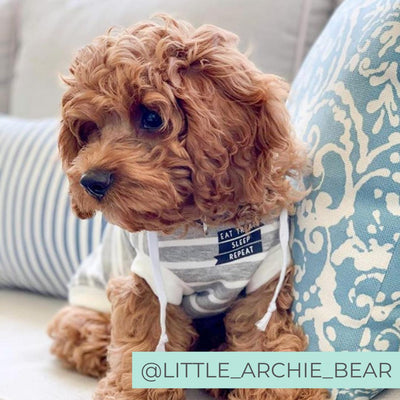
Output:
[48,15,329,400]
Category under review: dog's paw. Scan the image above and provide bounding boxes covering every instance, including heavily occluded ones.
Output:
[297,389,331,400]
[47,305,110,377]
[95,373,186,400]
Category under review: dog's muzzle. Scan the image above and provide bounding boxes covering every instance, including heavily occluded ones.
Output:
[80,169,114,200]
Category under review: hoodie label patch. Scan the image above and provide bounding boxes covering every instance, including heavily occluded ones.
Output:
[215,225,263,265]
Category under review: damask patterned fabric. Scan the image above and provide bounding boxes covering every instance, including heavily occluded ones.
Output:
[288,0,400,399]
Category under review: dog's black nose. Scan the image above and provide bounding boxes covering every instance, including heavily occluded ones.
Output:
[80,169,114,200]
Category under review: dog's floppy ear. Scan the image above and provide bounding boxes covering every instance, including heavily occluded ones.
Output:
[58,42,103,172]
[58,116,80,171]
[251,73,306,217]
[178,26,306,225]
[58,79,92,172]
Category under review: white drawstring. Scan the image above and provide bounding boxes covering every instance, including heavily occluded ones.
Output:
[256,208,289,331]
[147,231,169,352]
[147,208,290,351]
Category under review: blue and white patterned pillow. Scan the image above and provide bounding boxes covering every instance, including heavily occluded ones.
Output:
[0,116,105,298]
[288,0,400,399]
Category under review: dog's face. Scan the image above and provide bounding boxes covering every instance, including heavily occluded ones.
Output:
[59,16,305,233]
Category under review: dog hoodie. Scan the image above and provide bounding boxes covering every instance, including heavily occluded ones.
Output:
[69,210,290,350]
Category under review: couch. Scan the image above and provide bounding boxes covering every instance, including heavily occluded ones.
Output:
[0,0,399,399]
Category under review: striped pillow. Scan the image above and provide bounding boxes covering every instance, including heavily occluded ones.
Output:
[0,115,105,298]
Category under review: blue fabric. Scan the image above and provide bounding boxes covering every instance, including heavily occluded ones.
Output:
[288,0,400,399]
[0,116,106,298]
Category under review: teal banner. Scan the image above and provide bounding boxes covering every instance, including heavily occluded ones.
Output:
[132,352,400,389]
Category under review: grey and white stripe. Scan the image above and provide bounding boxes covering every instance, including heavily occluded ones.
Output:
[0,116,106,297]
[69,221,282,318]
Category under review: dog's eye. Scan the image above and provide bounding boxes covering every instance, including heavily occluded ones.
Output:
[79,121,98,143]
[140,107,163,131]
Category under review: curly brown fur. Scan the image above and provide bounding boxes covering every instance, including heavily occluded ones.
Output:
[59,15,306,233]
[50,15,328,400]
[94,274,197,400]
[47,305,110,378]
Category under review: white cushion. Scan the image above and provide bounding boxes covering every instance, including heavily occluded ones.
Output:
[0,290,97,400]
[10,0,334,118]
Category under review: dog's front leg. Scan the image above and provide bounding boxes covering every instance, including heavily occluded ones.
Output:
[94,273,197,400]
[224,266,330,400]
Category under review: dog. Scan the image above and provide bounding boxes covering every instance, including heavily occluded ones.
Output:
[48,15,329,400]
